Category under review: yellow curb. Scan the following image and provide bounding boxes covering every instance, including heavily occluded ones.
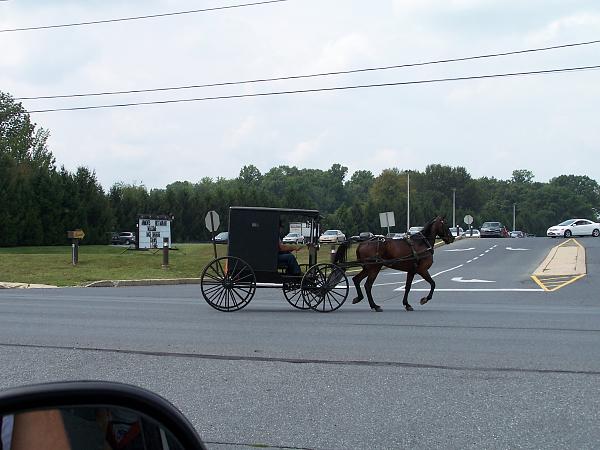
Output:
[531,238,586,291]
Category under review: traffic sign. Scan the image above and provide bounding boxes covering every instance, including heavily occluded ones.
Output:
[464,214,474,225]
[67,229,85,239]
[205,211,220,232]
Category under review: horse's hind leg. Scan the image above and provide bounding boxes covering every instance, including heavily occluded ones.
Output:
[402,271,415,311]
[364,266,383,312]
[419,269,436,305]
[351,267,368,304]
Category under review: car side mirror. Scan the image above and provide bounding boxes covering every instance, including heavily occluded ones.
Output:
[0,381,206,450]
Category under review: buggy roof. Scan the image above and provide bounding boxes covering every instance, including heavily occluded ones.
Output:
[229,206,320,218]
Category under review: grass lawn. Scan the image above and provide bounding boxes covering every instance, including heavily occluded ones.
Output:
[0,243,325,287]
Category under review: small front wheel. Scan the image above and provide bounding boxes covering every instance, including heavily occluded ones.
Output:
[301,263,348,312]
[200,257,256,311]
[593,229,599,237]
[564,230,572,238]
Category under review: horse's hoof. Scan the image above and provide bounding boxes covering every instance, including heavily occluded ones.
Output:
[352,297,363,304]
[371,306,383,312]
[420,297,429,305]
[405,305,414,311]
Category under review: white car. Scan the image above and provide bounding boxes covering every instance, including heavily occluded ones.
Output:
[449,226,465,237]
[282,232,305,244]
[547,219,600,238]
[408,226,424,235]
[319,229,346,243]
[464,229,480,238]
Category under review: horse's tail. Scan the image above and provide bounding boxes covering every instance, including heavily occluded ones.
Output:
[333,241,349,265]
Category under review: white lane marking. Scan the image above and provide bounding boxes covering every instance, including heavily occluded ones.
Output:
[407,288,544,292]
[451,277,495,283]
[484,250,490,253]
[394,264,464,291]
[466,260,473,263]
[473,257,479,260]
[506,247,530,251]
[479,254,485,257]
[444,247,476,252]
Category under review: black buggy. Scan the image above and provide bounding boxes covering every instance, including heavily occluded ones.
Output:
[200,206,349,312]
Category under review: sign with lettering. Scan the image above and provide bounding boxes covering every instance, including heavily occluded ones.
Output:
[138,217,171,249]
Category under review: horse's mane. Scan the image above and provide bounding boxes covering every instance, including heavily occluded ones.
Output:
[418,217,437,238]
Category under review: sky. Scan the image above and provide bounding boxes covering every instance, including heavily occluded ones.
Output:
[1,0,599,189]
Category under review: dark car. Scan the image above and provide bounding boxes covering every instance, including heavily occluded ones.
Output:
[213,231,228,244]
[480,222,505,238]
[112,231,136,245]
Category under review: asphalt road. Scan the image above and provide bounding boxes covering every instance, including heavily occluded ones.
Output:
[1,236,599,449]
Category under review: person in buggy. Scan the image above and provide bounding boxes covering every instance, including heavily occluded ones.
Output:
[278,222,303,275]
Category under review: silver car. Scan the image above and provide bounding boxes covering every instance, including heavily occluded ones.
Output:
[319,229,346,243]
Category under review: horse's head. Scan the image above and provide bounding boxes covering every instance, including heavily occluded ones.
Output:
[434,216,454,244]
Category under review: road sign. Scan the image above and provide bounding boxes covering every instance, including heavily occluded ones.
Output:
[379,211,395,228]
[205,211,220,232]
[67,229,85,239]
[464,214,473,225]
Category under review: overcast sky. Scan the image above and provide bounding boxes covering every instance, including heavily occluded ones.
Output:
[1,0,599,189]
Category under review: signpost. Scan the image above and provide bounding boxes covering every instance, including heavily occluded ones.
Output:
[205,210,220,259]
[379,211,395,235]
[464,214,474,237]
[67,229,85,265]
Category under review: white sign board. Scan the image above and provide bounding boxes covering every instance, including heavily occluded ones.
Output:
[138,217,172,249]
[464,214,474,225]
[379,211,395,228]
[205,210,220,232]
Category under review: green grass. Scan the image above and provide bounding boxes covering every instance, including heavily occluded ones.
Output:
[0,243,324,287]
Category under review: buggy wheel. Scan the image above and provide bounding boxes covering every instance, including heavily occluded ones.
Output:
[200,256,256,312]
[283,280,310,310]
[301,263,349,313]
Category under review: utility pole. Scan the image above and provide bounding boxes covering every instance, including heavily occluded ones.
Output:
[513,203,516,232]
[452,188,456,229]
[407,172,410,232]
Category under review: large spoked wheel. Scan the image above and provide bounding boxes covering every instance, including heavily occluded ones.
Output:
[283,281,310,310]
[300,263,349,312]
[200,256,256,312]
[564,230,572,238]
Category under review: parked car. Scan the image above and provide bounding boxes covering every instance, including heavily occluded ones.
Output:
[386,232,406,239]
[213,231,228,244]
[465,229,480,238]
[112,231,136,245]
[546,219,600,238]
[480,222,506,238]
[350,231,374,241]
[449,226,464,237]
[319,229,346,243]
[283,232,305,244]
[408,226,424,235]
[510,230,526,238]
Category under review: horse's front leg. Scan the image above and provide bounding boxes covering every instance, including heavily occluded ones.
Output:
[419,269,436,305]
[402,271,415,311]
[351,267,367,304]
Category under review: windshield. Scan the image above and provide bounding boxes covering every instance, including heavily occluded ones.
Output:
[482,222,500,227]
[557,219,577,226]
[324,230,337,235]
[286,233,299,237]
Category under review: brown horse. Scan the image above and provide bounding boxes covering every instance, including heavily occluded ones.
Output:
[334,216,454,312]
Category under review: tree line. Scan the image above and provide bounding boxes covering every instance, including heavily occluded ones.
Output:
[2,92,599,246]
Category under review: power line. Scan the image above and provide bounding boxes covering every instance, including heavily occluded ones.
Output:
[24,64,600,114]
[0,0,290,33]
[15,39,600,101]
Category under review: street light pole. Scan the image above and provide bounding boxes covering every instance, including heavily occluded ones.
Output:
[513,203,516,232]
[452,188,456,229]
[407,172,410,232]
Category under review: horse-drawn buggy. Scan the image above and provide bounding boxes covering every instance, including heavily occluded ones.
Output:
[200,206,350,312]
[200,206,455,313]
